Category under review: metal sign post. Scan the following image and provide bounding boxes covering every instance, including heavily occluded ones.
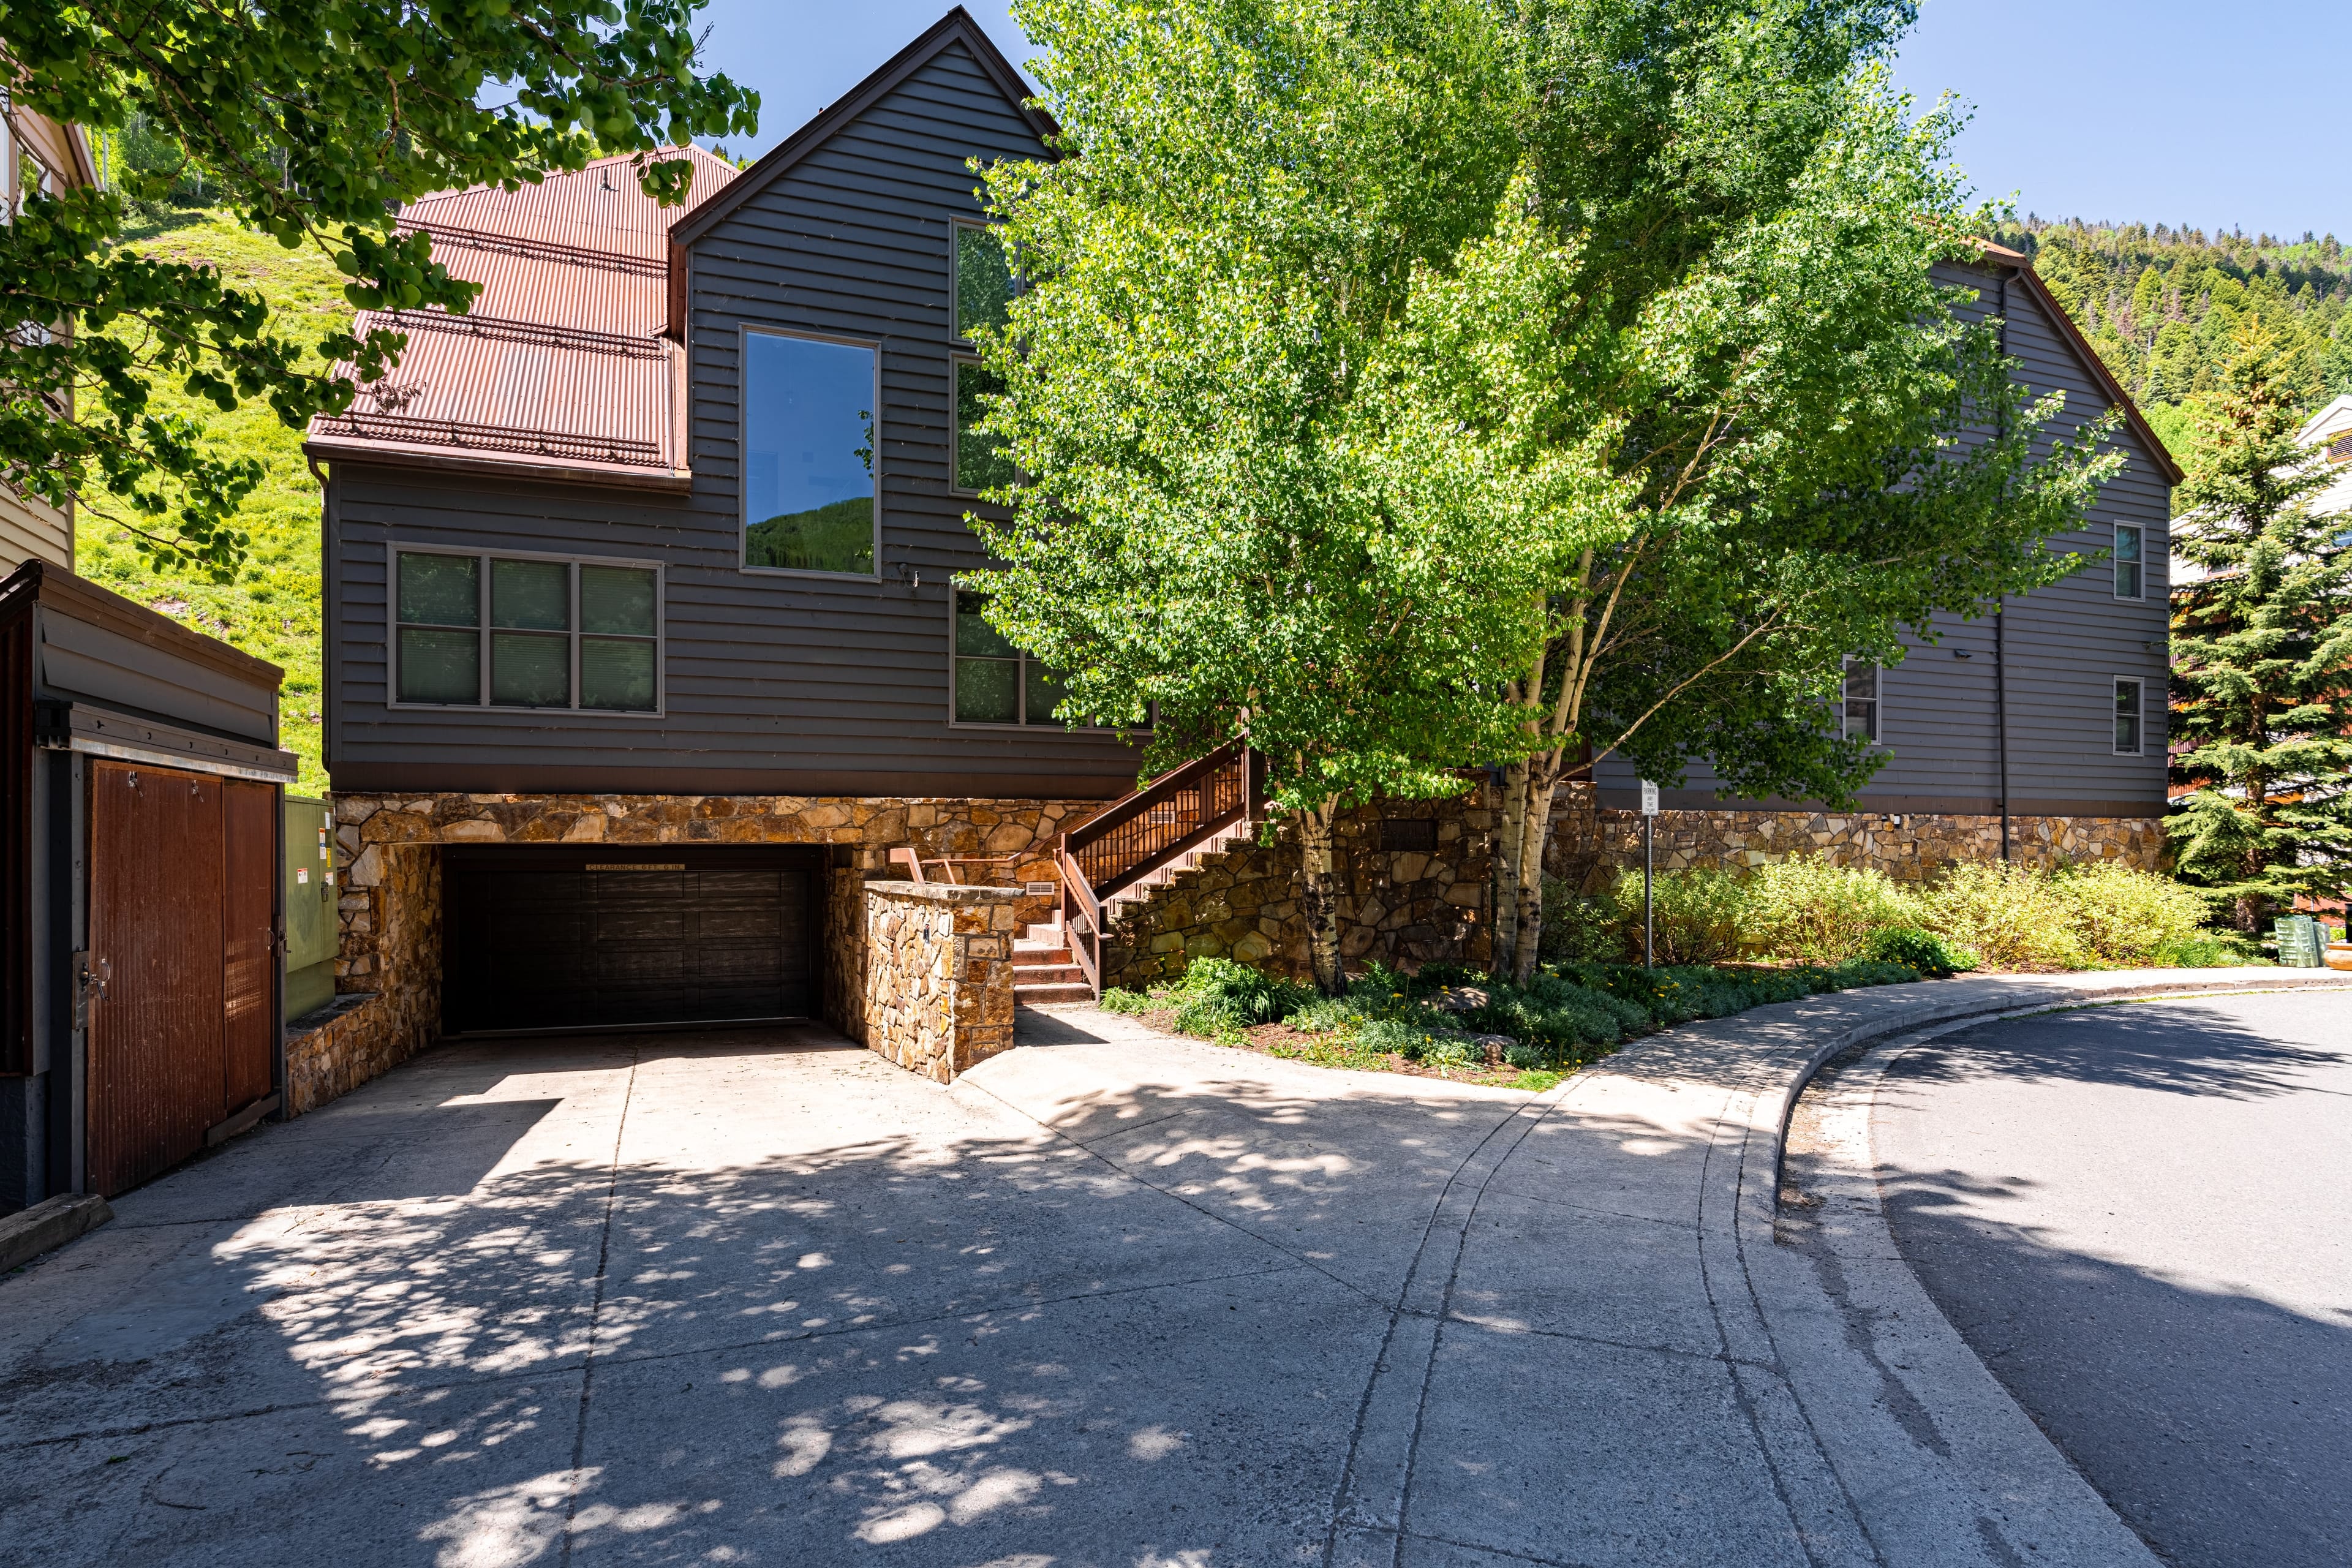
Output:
[1639,780,1659,968]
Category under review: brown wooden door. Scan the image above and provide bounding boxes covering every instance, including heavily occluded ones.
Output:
[222,779,276,1114]
[86,761,227,1196]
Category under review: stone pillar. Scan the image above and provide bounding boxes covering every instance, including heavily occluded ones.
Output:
[859,881,1021,1083]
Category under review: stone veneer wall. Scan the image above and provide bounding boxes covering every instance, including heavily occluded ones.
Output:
[1098,796,1494,990]
[284,839,441,1115]
[1541,783,2165,888]
[284,791,1108,1117]
[859,881,1020,1081]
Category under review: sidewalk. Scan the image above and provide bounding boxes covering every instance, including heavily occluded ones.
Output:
[1016,967,2351,1567]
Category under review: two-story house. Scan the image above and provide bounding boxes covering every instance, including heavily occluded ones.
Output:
[301,9,2176,1099]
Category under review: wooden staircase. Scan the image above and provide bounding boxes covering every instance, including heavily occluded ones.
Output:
[1048,742,1268,1000]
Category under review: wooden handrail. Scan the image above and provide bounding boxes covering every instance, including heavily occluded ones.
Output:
[1054,742,1267,994]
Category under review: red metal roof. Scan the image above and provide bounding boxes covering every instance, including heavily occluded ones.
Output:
[306,148,738,488]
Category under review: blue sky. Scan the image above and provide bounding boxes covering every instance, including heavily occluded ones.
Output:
[696,1,2345,242]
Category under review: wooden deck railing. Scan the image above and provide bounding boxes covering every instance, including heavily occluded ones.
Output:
[1056,742,1265,994]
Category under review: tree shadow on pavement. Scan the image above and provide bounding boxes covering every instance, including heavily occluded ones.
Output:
[1878,1163,2352,1568]
[1893,1000,2344,1099]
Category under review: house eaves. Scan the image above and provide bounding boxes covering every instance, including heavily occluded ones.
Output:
[1977,240,2185,487]
[662,6,1057,337]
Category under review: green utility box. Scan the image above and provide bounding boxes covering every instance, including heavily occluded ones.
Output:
[284,795,340,1021]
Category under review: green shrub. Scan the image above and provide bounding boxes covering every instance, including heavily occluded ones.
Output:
[1099,987,1155,1014]
[1864,925,1978,977]
[1166,957,1314,1036]
[2051,862,2215,967]
[1538,878,1626,962]
[2151,931,2259,968]
[1356,1016,1441,1057]
[1744,856,1913,963]
[1607,867,1749,965]
[1422,1036,1480,1070]
[1284,995,1366,1032]
[1913,860,2084,970]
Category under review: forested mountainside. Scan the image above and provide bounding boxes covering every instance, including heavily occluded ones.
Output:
[1994,219,2352,454]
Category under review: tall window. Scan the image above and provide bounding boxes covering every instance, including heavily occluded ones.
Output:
[2113,522,2144,599]
[1842,657,1879,742]
[2113,676,2143,755]
[394,549,660,712]
[952,222,1018,496]
[952,590,1071,725]
[743,329,876,576]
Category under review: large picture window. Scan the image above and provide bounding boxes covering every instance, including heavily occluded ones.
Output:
[743,330,877,576]
[394,548,660,712]
[2113,522,2144,599]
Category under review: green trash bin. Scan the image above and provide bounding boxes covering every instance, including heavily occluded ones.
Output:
[2273,914,2323,968]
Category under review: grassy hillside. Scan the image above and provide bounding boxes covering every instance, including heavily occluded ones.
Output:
[78,209,349,794]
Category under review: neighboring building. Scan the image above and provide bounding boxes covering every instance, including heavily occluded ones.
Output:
[2295,394,2352,519]
[1578,244,2181,882]
[302,9,2179,1096]
[0,102,100,574]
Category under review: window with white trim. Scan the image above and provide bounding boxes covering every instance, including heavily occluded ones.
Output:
[2113,522,2144,599]
[1842,657,1879,742]
[2113,676,2143,755]
[394,548,660,712]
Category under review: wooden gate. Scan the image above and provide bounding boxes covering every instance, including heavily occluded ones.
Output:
[85,761,277,1197]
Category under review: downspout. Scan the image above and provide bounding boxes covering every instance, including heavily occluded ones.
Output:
[1994,271,2013,863]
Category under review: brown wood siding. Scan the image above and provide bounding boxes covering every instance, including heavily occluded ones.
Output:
[86,761,227,1196]
[221,780,276,1112]
[325,40,1149,797]
[0,600,31,1074]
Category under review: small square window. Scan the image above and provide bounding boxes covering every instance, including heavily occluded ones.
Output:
[956,224,1014,342]
[2114,677,2143,755]
[1842,657,1879,742]
[952,589,1109,728]
[2114,524,2143,599]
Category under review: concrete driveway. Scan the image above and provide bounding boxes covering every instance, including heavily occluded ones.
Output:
[2,1015,1590,1566]
[12,974,2318,1567]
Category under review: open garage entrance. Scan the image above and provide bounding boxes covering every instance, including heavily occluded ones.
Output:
[441,845,823,1035]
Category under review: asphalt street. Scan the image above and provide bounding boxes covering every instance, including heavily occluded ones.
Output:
[1871,989,2352,1568]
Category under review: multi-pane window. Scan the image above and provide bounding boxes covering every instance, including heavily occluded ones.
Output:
[2113,676,2143,755]
[743,328,877,576]
[952,590,1072,726]
[1841,657,1879,742]
[394,549,659,712]
[2113,522,2144,599]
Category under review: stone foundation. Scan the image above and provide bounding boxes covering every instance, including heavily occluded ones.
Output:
[858,881,1020,1081]
[1542,786,2166,888]
[1098,795,1494,989]
[285,838,441,1115]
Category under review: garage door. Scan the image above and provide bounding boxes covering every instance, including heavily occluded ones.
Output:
[442,846,820,1033]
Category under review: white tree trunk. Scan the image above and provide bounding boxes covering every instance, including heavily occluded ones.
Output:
[1488,760,1528,979]
[1297,797,1345,995]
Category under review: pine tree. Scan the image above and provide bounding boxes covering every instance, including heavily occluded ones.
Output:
[2167,318,2352,930]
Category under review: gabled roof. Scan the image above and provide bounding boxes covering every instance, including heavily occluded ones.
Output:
[1976,241,2185,486]
[306,148,737,490]
[667,7,1054,250]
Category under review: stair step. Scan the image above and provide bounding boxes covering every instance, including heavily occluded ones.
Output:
[1013,965,1088,987]
[1014,981,1096,1005]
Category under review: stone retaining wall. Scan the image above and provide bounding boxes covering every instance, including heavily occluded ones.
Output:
[1098,796,1494,989]
[1542,786,2166,888]
[859,881,1021,1082]
[285,839,441,1115]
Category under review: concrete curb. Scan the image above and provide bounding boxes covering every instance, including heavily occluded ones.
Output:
[0,1192,113,1275]
[1700,968,2352,1565]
